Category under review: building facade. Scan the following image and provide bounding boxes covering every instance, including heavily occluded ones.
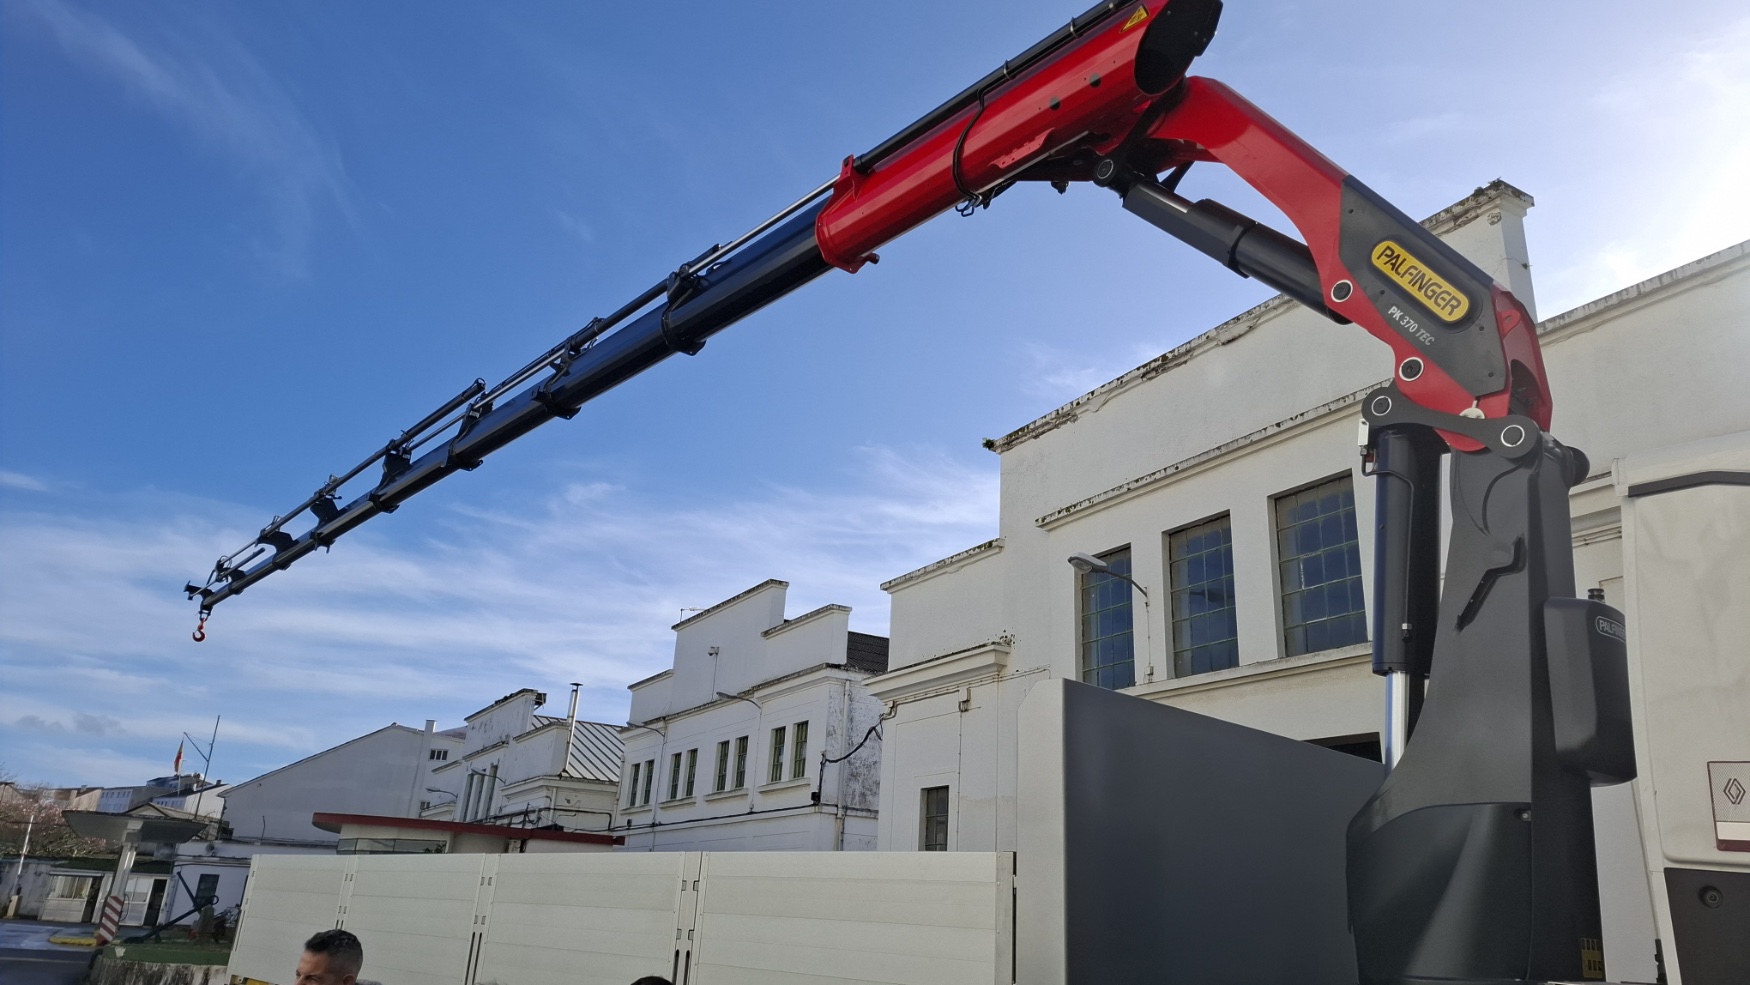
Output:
[428,687,623,833]
[871,178,1749,984]
[220,721,463,846]
[614,580,889,851]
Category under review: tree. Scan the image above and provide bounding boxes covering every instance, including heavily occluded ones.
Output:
[0,777,113,860]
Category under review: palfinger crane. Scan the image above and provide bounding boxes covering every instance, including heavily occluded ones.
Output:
[185,3,1638,982]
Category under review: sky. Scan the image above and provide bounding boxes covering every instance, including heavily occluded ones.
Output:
[2,0,1745,788]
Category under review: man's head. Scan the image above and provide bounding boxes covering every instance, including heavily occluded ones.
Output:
[296,929,363,985]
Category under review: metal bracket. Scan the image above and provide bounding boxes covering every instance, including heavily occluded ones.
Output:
[1361,384,1541,461]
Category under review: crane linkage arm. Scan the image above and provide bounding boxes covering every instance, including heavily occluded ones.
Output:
[186,0,1549,616]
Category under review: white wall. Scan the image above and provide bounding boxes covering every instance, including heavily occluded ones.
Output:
[615,580,886,851]
[221,725,429,845]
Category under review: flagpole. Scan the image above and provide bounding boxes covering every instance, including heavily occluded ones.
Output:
[206,715,220,781]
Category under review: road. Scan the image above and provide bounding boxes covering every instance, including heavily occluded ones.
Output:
[0,920,95,985]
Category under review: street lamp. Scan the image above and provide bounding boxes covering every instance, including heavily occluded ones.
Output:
[1067,552,1156,684]
[1066,553,1147,596]
[715,691,762,710]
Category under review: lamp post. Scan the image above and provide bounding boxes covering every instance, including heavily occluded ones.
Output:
[1067,552,1157,684]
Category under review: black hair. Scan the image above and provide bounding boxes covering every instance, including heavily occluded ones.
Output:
[303,929,364,973]
[629,978,672,985]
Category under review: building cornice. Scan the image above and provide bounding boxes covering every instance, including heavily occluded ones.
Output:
[1537,239,1748,345]
[881,538,1004,593]
[670,578,789,631]
[865,641,1012,702]
[1125,644,1372,702]
[627,662,869,733]
[627,668,673,692]
[463,688,546,723]
[1036,385,1375,528]
[761,603,851,639]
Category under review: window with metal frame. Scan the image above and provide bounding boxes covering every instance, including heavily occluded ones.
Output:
[920,786,950,851]
[337,837,446,855]
[1078,546,1136,689]
[733,736,748,789]
[791,720,809,779]
[668,752,683,801]
[47,875,96,900]
[1168,514,1240,676]
[769,726,787,783]
[640,759,655,805]
[714,740,730,792]
[1275,474,1367,656]
[684,748,698,797]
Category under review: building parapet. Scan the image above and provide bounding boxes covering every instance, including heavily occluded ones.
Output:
[670,578,789,630]
[881,538,1005,593]
[761,603,852,639]
[1537,239,1748,343]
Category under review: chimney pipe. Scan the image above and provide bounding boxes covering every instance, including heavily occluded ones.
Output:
[567,683,582,727]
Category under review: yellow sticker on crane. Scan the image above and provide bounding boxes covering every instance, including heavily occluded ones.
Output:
[1371,240,1470,322]
[1123,6,1151,30]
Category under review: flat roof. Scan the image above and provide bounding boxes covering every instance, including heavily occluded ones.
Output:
[311,812,622,846]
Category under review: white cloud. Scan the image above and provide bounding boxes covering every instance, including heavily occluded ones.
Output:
[1534,16,1750,312]
[0,446,996,785]
[11,0,354,277]
[0,471,49,492]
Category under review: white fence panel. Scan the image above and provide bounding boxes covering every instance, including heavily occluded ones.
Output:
[343,854,488,985]
[690,851,1014,985]
[227,851,1014,985]
[473,852,695,985]
[229,855,351,985]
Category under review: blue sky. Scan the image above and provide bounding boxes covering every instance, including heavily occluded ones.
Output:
[2,0,1745,787]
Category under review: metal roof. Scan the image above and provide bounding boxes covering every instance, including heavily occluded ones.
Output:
[551,719,623,782]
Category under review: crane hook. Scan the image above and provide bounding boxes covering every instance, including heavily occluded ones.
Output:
[192,611,209,643]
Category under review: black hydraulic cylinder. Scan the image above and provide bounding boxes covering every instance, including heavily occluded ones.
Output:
[1370,425,1444,684]
[197,203,832,609]
[1121,179,1343,321]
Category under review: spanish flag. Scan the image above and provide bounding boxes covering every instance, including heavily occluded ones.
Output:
[173,740,185,775]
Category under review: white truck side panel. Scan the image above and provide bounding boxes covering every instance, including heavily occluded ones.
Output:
[1618,430,1750,985]
[229,855,350,984]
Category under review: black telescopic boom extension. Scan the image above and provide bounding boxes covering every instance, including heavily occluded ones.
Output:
[186,201,834,614]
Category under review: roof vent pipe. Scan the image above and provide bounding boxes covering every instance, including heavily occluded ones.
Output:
[567,682,582,728]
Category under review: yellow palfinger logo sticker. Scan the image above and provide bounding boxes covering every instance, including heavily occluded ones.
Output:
[1371,240,1469,322]
[1123,6,1150,30]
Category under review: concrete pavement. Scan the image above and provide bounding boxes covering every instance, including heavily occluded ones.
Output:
[0,919,96,985]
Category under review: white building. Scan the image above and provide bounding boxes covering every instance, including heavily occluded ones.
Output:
[429,686,624,833]
[149,782,228,818]
[870,179,1749,984]
[97,775,203,814]
[614,579,889,851]
[220,721,463,846]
